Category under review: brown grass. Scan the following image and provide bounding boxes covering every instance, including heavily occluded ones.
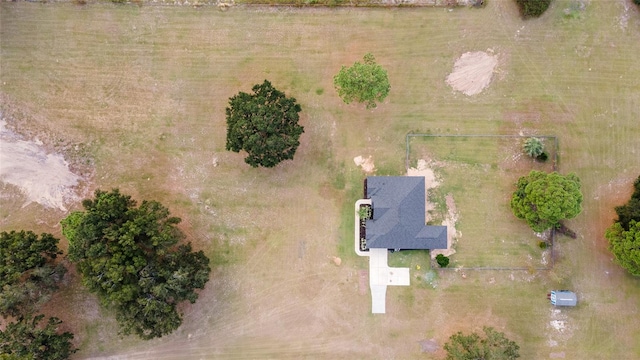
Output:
[1,1,640,359]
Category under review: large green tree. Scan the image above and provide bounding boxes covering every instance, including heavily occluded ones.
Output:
[510,171,583,232]
[0,231,66,319]
[606,221,640,276]
[613,175,640,231]
[0,314,76,360]
[605,175,640,276]
[444,327,520,360]
[225,80,304,168]
[61,189,211,339]
[333,53,390,109]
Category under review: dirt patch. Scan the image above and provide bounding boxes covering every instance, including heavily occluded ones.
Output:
[0,119,82,211]
[446,50,498,96]
[435,194,460,258]
[546,308,574,352]
[407,159,440,221]
[407,159,459,258]
[418,338,439,353]
[354,155,375,173]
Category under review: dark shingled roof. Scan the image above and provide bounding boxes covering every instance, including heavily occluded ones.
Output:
[365,176,447,250]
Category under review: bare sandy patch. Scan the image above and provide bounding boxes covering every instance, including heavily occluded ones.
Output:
[435,194,460,258]
[407,159,440,221]
[0,119,81,211]
[546,308,574,353]
[354,155,375,173]
[446,50,498,96]
[407,159,459,257]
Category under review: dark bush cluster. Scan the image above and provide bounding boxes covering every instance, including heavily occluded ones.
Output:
[536,152,549,162]
[436,254,450,268]
[515,0,553,18]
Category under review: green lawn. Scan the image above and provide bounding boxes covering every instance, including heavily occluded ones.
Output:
[408,135,558,268]
[1,1,640,359]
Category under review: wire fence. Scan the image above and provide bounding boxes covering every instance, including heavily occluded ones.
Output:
[406,133,559,272]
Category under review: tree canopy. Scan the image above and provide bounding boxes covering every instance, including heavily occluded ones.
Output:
[606,221,640,277]
[333,53,390,109]
[515,0,553,18]
[510,171,583,232]
[444,327,520,360]
[0,231,66,319]
[61,189,211,339]
[225,80,304,168]
[606,175,640,276]
[613,175,640,231]
[0,314,76,360]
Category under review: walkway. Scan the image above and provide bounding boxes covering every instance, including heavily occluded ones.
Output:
[355,199,411,314]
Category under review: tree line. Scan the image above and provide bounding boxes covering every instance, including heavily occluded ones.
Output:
[1,189,211,359]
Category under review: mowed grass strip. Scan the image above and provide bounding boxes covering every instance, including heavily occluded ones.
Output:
[1,2,640,359]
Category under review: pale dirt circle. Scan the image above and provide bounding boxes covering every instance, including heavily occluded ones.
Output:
[446,51,498,96]
[0,119,80,211]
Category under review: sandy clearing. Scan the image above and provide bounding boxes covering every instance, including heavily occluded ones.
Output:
[435,194,460,258]
[407,159,439,222]
[353,155,375,173]
[446,51,498,96]
[407,159,459,258]
[0,119,80,211]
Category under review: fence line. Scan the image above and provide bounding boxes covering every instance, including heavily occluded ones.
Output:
[406,133,559,272]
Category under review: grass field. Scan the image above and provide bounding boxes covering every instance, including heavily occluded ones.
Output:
[1,1,640,359]
[407,135,558,268]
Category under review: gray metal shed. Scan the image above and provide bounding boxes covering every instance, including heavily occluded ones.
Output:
[550,290,577,307]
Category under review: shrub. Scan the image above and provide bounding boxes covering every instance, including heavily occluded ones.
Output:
[536,152,549,162]
[515,0,553,18]
[436,254,450,268]
[358,205,372,220]
[523,137,544,158]
[634,0,640,6]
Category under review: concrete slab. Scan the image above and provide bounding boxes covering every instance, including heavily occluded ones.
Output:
[371,285,387,314]
[368,248,410,313]
[355,200,411,314]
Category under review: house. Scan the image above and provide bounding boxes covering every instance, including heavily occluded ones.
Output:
[549,290,577,307]
[365,176,447,251]
[355,176,448,314]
